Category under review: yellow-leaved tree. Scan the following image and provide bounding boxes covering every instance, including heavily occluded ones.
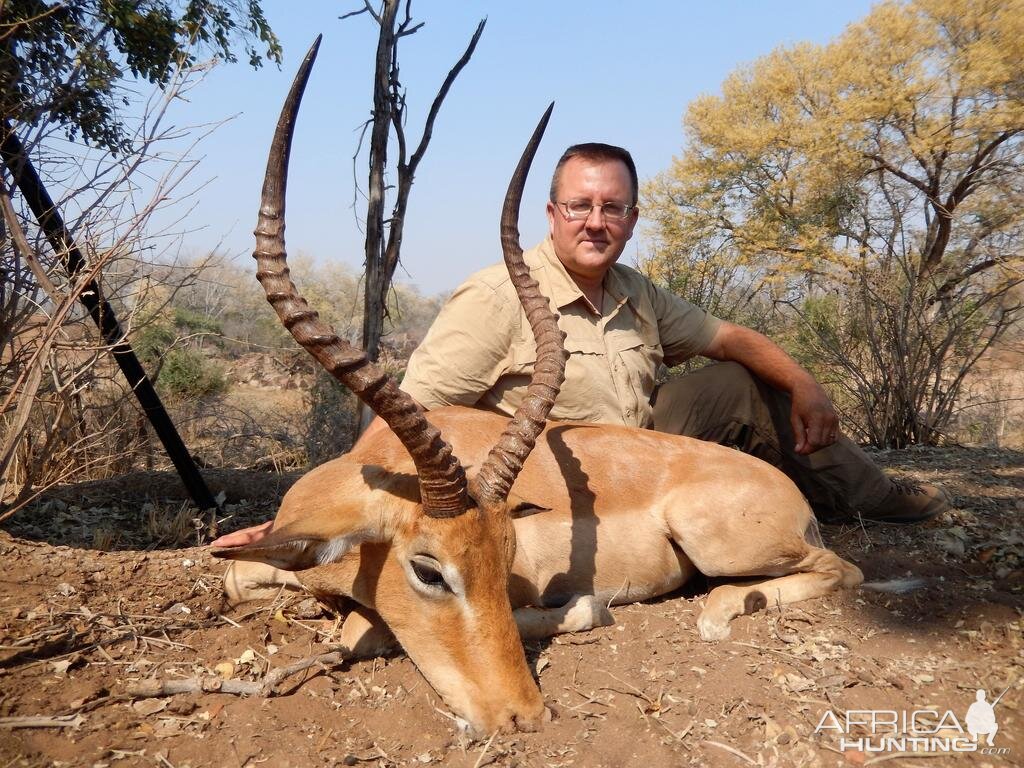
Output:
[644,0,1023,447]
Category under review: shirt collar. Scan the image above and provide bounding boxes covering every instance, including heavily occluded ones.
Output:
[529,237,589,310]
[529,237,630,314]
[604,266,630,312]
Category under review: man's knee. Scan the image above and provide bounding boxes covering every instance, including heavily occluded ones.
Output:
[697,361,759,396]
[655,361,762,415]
[653,361,766,436]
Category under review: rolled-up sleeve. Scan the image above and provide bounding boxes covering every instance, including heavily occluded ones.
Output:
[649,282,722,366]
[400,277,518,409]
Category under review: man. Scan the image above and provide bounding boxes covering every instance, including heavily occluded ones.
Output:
[395,142,947,523]
[215,143,946,548]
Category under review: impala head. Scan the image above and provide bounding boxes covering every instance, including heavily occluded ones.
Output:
[214,37,565,735]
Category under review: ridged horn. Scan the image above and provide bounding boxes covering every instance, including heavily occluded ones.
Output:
[254,36,468,518]
[471,104,567,509]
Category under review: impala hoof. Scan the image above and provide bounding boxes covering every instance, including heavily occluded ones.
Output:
[696,613,731,642]
[569,595,614,630]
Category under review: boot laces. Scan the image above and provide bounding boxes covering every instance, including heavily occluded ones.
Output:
[891,478,926,496]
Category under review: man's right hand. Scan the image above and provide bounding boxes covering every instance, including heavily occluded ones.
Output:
[211,520,274,548]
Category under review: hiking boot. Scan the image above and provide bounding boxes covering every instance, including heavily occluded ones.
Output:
[860,478,951,523]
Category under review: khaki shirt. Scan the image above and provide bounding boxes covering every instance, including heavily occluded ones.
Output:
[400,238,721,428]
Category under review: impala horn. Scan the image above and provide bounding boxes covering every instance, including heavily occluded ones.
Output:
[253,36,467,518]
[471,104,567,510]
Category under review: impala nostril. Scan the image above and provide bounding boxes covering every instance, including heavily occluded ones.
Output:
[514,717,541,733]
[511,706,546,733]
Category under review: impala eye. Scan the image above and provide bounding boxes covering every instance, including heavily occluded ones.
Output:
[410,556,450,592]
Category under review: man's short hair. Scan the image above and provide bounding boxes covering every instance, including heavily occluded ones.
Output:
[549,143,639,206]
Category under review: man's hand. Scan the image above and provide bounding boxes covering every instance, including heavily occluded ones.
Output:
[211,520,274,548]
[789,377,839,455]
[702,322,840,455]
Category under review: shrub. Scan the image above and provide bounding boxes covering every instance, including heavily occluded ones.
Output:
[157,348,226,398]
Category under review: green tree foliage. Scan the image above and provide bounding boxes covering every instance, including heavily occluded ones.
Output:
[1,0,281,153]
[645,0,1024,447]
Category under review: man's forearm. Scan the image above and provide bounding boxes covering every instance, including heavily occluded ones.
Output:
[701,321,815,393]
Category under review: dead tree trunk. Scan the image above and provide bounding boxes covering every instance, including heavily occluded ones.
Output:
[348,0,485,362]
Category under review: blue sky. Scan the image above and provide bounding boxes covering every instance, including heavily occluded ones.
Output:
[156,0,876,295]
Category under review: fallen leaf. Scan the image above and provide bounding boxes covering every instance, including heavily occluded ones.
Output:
[131,699,168,717]
[775,672,815,693]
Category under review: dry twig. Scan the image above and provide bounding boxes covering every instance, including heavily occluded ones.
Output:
[702,739,756,764]
[126,649,349,699]
[0,714,85,729]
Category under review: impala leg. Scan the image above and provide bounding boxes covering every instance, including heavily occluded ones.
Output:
[339,605,401,658]
[696,547,863,641]
[302,597,614,662]
[222,560,302,608]
[513,595,615,641]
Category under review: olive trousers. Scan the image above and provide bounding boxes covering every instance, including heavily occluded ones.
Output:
[651,362,892,517]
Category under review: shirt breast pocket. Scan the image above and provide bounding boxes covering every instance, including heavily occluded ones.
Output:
[607,328,663,407]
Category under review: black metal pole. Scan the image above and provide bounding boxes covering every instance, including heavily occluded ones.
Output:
[2,122,216,510]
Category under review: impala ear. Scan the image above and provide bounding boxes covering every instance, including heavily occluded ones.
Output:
[213,527,381,571]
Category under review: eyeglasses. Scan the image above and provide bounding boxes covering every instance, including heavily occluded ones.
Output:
[556,199,635,221]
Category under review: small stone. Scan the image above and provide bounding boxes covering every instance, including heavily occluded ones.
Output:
[777,733,791,745]
[167,699,197,715]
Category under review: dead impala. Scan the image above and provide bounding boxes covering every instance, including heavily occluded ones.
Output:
[215,39,864,735]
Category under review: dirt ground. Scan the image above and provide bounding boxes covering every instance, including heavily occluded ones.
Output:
[1,447,1021,768]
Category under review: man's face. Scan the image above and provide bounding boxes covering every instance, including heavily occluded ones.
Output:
[546,156,639,284]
